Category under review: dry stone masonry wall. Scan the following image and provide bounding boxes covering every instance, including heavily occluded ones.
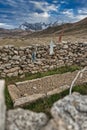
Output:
[0,42,87,77]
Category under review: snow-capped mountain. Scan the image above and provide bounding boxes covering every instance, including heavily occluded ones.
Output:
[19,22,49,31]
[19,21,60,31]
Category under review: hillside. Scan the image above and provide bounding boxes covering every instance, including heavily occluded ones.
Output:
[0,17,87,38]
[27,17,87,37]
[0,17,87,46]
[0,28,32,38]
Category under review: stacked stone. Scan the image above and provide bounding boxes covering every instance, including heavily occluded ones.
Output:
[0,42,87,77]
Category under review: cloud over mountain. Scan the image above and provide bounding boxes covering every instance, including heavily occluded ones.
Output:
[0,0,87,29]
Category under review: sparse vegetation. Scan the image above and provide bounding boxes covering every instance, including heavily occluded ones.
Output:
[5,85,13,110]
[4,65,81,110]
[23,84,87,116]
[5,65,81,85]
[5,82,87,116]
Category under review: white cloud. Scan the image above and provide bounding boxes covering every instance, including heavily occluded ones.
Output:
[0,0,59,28]
[23,12,50,23]
[30,1,58,12]
[0,0,18,7]
[78,8,87,14]
[58,8,87,23]
[62,9,74,18]
[53,1,58,4]
[34,12,50,18]
[0,0,87,29]
[0,23,15,29]
[60,1,68,4]
[74,15,87,21]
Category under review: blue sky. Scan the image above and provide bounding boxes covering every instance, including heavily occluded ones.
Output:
[0,0,87,29]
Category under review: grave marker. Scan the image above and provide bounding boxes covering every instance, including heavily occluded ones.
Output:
[32,46,37,62]
[49,40,56,55]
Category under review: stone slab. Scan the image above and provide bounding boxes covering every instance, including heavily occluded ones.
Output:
[0,80,6,130]
[8,84,22,102]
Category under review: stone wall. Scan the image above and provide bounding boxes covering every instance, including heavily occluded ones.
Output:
[1,80,87,130]
[0,42,87,77]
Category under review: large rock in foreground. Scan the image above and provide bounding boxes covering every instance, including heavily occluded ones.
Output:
[6,92,87,130]
[51,92,87,130]
[6,108,48,130]
[0,80,6,130]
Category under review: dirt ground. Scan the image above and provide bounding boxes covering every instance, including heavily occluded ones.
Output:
[0,34,87,47]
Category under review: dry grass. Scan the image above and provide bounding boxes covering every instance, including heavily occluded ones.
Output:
[0,34,87,47]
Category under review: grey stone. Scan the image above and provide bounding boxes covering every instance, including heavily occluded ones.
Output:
[6,108,48,130]
[1,73,6,78]
[0,80,6,130]
[41,118,72,130]
[12,55,20,60]
[4,67,20,74]
[7,73,14,77]
[63,45,68,49]
[51,92,87,130]
[14,50,18,55]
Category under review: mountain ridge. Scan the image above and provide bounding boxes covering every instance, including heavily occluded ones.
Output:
[0,17,87,38]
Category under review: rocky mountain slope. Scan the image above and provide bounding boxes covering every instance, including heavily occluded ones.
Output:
[28,17,87,37]
[0,17,87,38]
[19,22,51,31]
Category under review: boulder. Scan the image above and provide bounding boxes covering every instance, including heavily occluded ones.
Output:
[6,108,48,130]
[51,92,87,130]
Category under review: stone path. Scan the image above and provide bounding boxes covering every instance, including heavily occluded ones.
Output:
[8,70,87,107]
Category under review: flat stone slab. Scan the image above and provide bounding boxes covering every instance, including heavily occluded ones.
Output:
[0,80,6,130]
[14,85,69,107]
[8,85,22,102]
[8,70,87,107]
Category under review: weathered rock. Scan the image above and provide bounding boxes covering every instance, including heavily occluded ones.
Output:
[4,67,20,74]
[41,118,72,130]
[14,93,46,107]
[5,92,87,130]
[7,73,14,77]
[51,92,87,130]
[63,45,68,49]
[6,108,48,130]
[0,80,6,130]
[8,84,22,101]
[12,55,20,60]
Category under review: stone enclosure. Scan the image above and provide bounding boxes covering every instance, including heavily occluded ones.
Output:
[8,70,87,107]
[0,42,87,77]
